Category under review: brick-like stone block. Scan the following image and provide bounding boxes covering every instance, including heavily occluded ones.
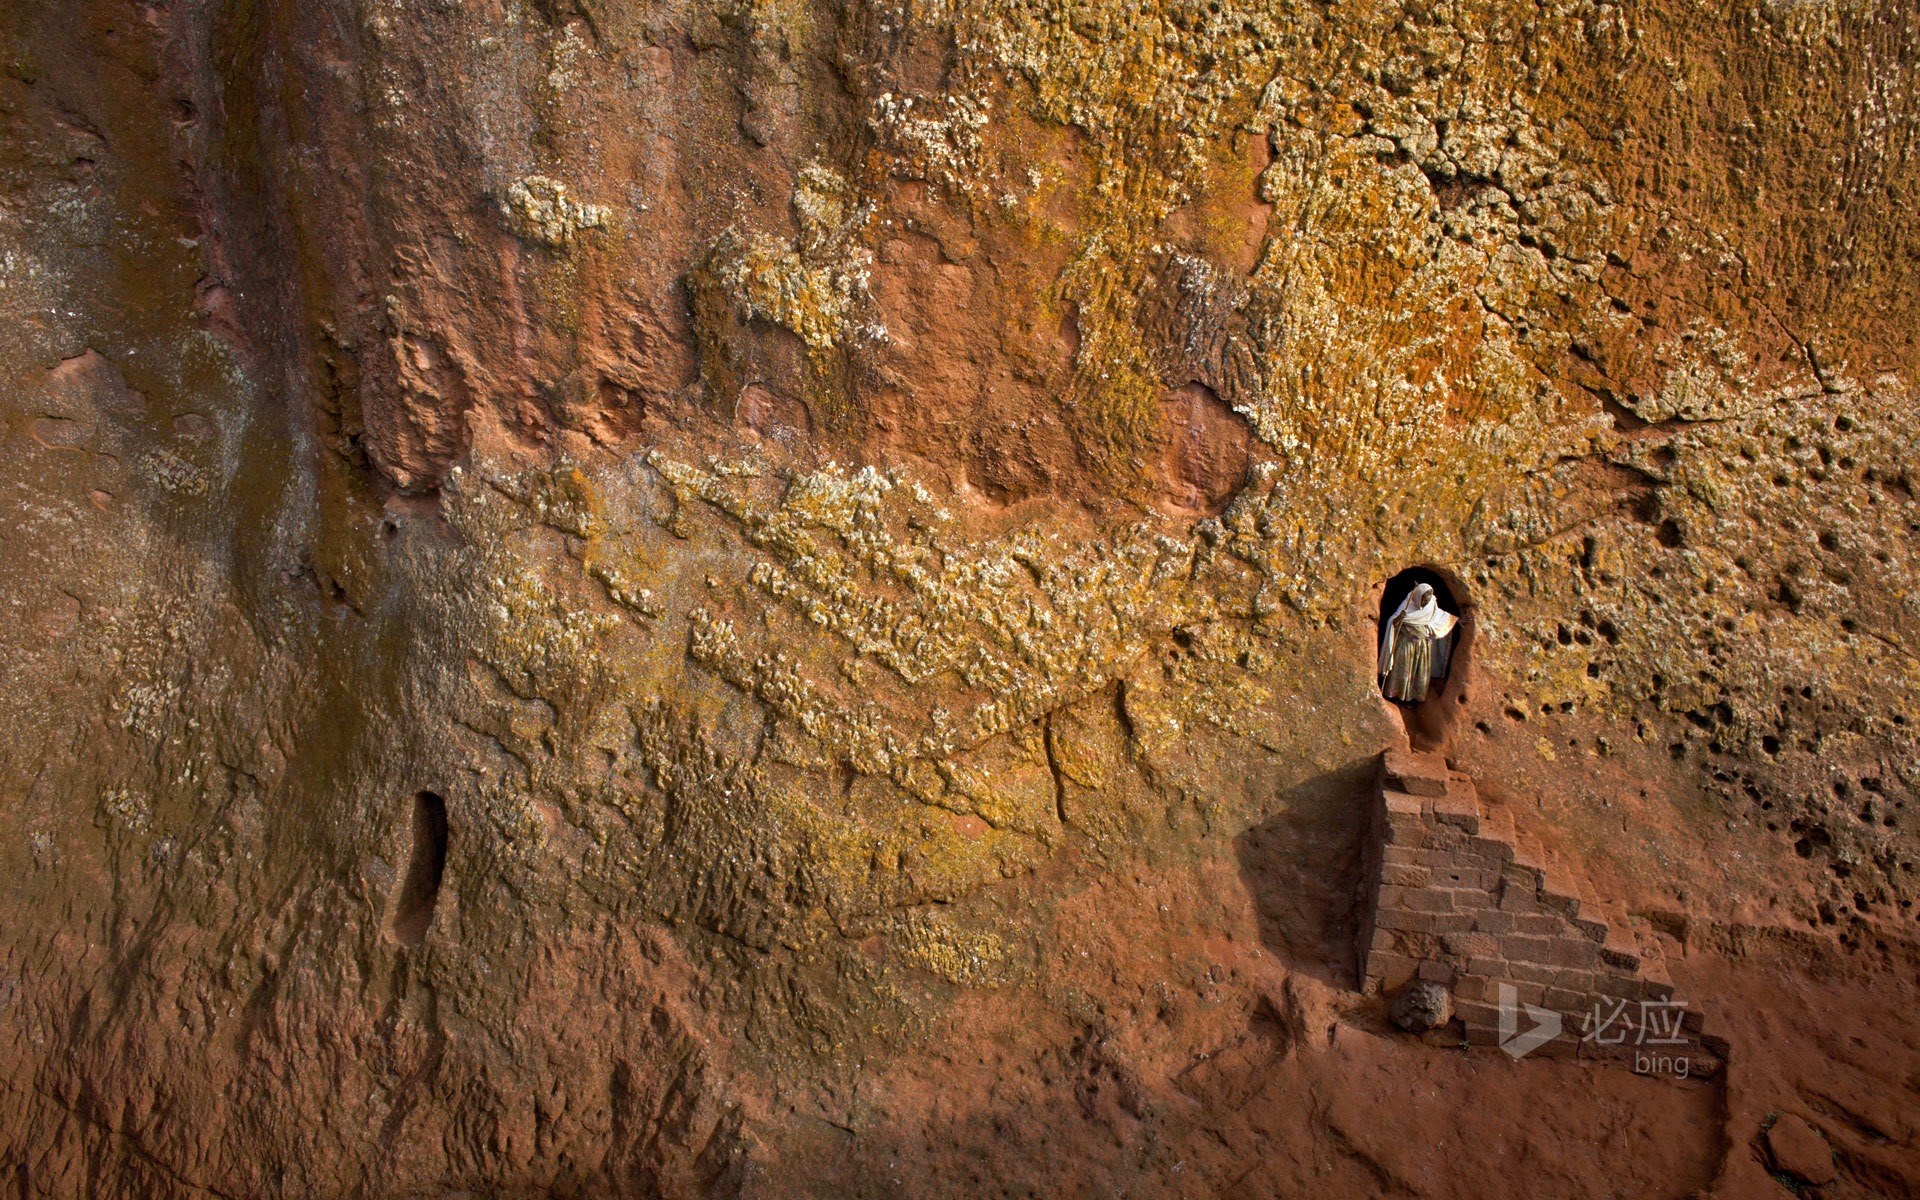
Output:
[1399,933,1445,959]
[1376,885,1406,910]
[1504,960,1558,986]
[1382,787,1424,817]
[1552,968,1595,993]
[1594,973,1649,1001]
[1383,819,1427,849]
[1454,998,1501,1032]
[1540,891,1583,920]
[1377,909,1474,935]
[1499,934,1555,961]
[1512,913,1566,937]
[1570,915,1609,943]
[1504,980,1547,1005]
[1465,837,1515,865]
[1545,939,1601,970]
[1365,949,1419,989]
[1432,791,1480,834]
[1464,955,1509,980]
[1382,845,1422,867]
[1450,851,1511,874]
[1430,866,1499,891]
[1544,987,1586,1012]
[1383,748,1449,797]
[1380,863,1432,888]
[1476,805,1514,840]
[1443,931,1498,958]
[1435,886,1494,912]
[1501,861,1544,889]
[1417,959,1456,986]
[1453,974,1493,1002]
[1471,910,1518,935]
[1382,803,1426,830]
[1599,940,1642,972]
[1422,825,1469,852]
[1599,974,1673,1004]
[1403,889,1457,913]
[1498,884,1543,914]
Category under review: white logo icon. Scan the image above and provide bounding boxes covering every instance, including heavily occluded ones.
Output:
[1498,982,1562,1059]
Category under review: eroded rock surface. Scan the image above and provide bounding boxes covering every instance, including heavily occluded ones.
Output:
[2,0,1918,1196]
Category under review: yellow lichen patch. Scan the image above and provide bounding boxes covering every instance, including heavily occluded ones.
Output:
[699,229,857,353]
[691,163,881,358]
[502,175,610,248]
[891,910,1015,988]
[945,0,1288,477]
[656,453,1198,760]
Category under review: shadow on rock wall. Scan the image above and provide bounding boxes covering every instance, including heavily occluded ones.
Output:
[1232,757,1378,992]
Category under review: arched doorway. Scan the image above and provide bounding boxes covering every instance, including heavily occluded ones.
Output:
[1377,567,1472,754]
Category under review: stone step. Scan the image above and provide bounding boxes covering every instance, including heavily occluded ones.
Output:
[1430,782,1480,833]
[1640,953,1673,990]
[1540,889,1583,921]
[1383,747,1449,797]
[1476,803,1515,847]
[1600,924,1643,972]
[1556,899,1604,943]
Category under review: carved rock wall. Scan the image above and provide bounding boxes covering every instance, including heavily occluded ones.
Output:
[2,0,1918,1195]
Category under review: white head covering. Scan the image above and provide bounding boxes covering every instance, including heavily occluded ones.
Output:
[1379,583,1458,676]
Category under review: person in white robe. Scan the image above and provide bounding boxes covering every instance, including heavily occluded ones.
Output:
[1378,582,1457,703]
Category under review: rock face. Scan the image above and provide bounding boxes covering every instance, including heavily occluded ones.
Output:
[2,0,1919,1196]
[1765,1114,1837,1187]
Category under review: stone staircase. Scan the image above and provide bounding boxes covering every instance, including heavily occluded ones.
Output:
[1356,748,1726,1067]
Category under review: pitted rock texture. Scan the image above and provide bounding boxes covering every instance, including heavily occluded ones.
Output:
[2,0,1919,1196]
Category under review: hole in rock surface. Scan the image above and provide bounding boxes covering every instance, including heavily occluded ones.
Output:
[389,791,448,947]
